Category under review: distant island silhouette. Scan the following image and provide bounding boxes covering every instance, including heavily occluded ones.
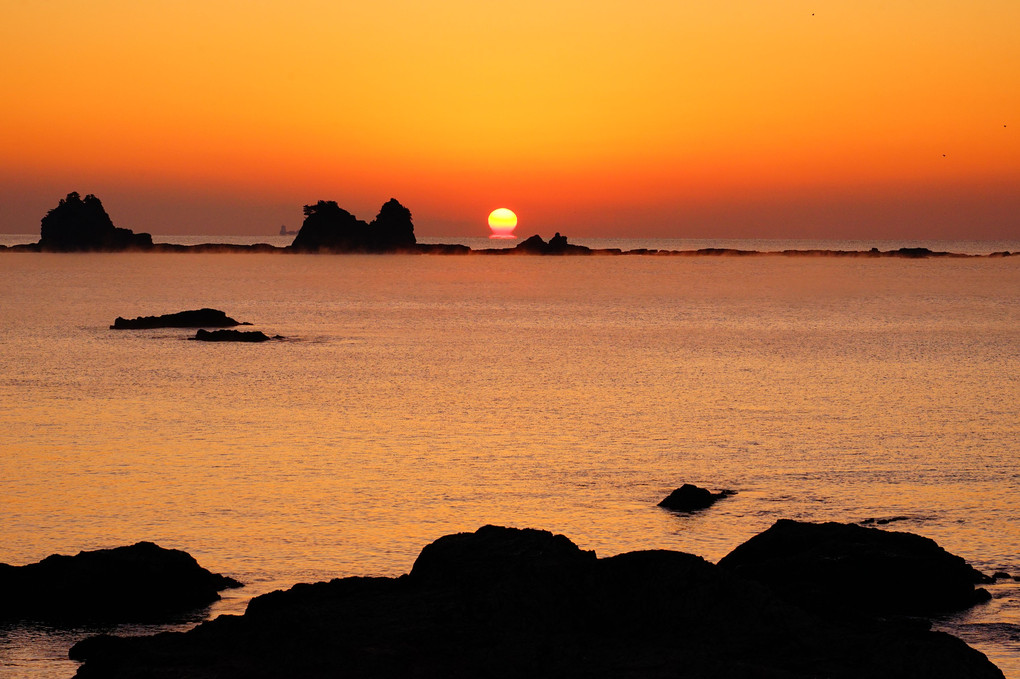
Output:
[111,308,251,329]
[36,192,152,252]
[289,198,416,252]
[1,192,1013,258]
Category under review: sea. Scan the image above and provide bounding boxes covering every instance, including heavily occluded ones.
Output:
[1,234,1018,678]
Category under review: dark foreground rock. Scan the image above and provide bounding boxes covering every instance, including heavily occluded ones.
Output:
[38,192,152,252]
[191,329,274,342]
[70,525,1002,679]
[111,308,250,329]
[718,519,992,617]
[657,483,735,511]
[0,542,242,623]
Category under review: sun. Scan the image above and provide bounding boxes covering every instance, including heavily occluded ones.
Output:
[487,208,518,239]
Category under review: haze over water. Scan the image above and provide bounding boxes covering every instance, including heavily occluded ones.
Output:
[1,245,1018,677]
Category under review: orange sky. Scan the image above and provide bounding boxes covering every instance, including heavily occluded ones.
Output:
[1,0,1017,238]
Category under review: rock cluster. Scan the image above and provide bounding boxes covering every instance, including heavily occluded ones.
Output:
[69,523,1003,679]
[513,232,591,254]
[0,542,241,623]
[288,198,416,252]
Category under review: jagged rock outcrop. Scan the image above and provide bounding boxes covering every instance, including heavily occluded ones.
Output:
[369,198,416,250]
[513,234,549,253]
[0,542,241,623]
[70,525,1003,679]
[512,232,591,254]
[111,308,250,329]
[717,519,993,617]
[289,199,416,252]
[38,192,152,252]
[657,484,736,512]
[191,329,274,342]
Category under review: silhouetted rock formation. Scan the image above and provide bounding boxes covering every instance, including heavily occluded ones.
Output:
[0,542,241,624]
[657,484,735,512]
[512,232,591,255]
[70,525,1003,679]
[289,199,416,252]
[111,308,250,329]
[191,329,274,342]
[4,195,1011,257]
[513,234,549,253]
[38,192,152,252]
[717,519,992,617]
[369,198,416,250]
[408,524,596,586]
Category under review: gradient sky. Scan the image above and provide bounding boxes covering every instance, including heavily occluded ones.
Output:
[2,0,1017,238]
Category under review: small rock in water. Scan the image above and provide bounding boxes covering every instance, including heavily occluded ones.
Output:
[657,483,735,512]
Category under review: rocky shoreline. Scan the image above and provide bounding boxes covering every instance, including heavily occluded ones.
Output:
[5,520,1007,678]
[0,542,241,624]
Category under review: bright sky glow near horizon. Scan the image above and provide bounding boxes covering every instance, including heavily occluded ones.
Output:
[1,1,1018,238]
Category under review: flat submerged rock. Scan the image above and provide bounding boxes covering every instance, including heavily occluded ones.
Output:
[191,329,274,342]
[70,523,1004,679]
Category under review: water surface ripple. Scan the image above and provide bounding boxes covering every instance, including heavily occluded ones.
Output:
[1,250,1017,677]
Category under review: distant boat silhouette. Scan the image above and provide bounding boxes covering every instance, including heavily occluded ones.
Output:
[279,225,298,236]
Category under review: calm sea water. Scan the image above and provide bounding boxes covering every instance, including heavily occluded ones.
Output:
[1,241,1018,677]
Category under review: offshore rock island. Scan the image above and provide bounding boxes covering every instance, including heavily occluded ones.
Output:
[1,192,1014,257]
[35,192,154,252]
[111,308,251,329]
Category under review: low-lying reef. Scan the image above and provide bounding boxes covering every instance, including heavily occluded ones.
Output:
[0,542,242,624]
[69,521,1003,678]
[191,329,279,342]
[111,308,250,329]
[1,192,1012,257]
